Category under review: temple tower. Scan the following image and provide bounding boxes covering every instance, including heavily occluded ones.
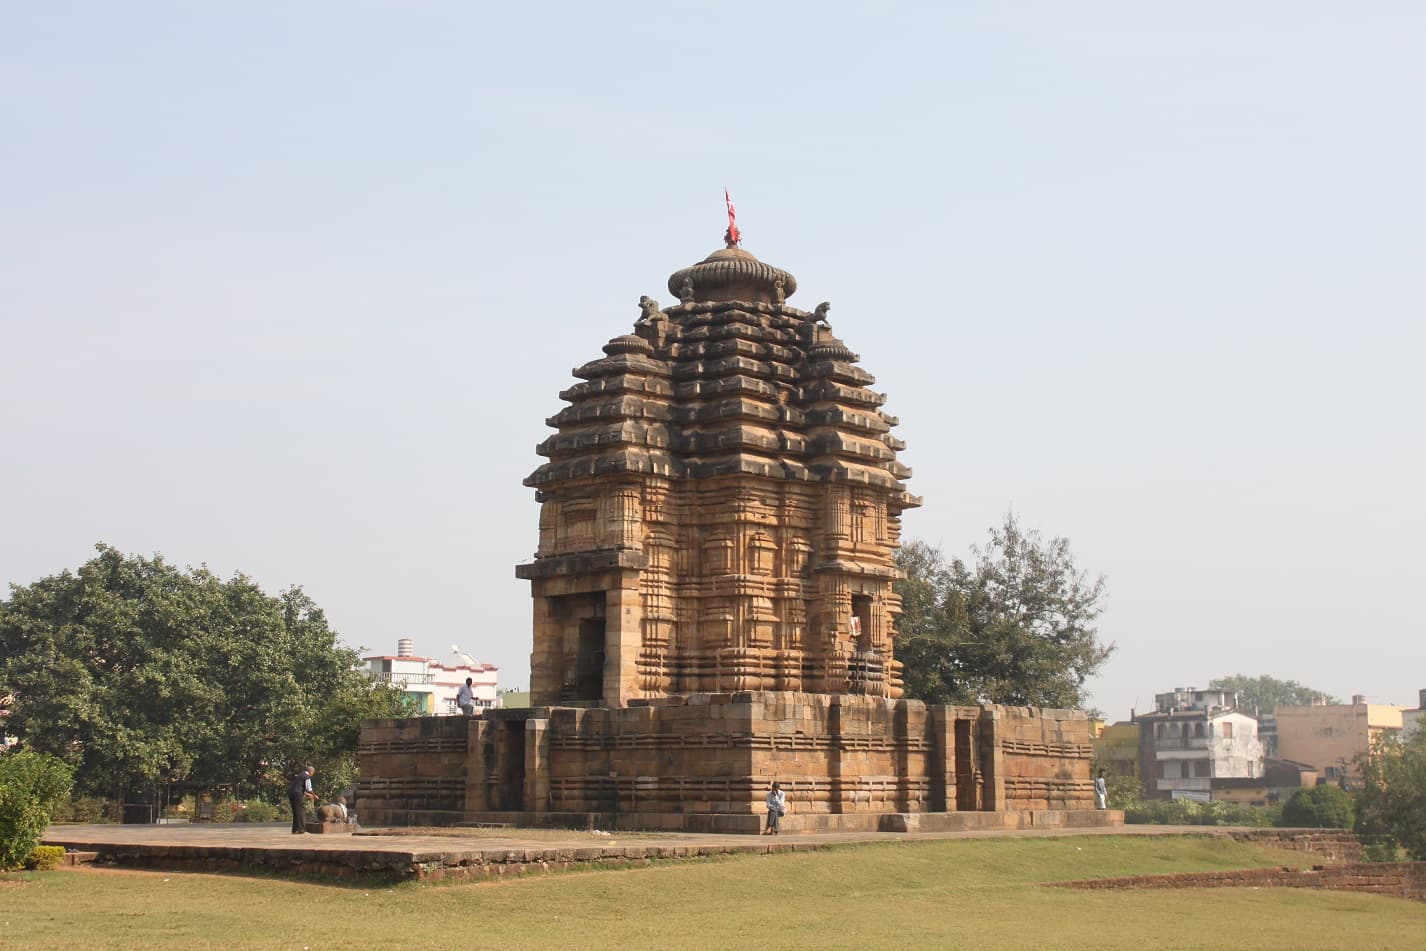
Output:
[517,243,921,706]
[359,229,1105,830]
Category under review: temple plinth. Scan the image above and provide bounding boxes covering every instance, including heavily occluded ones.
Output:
[516,246,920,707]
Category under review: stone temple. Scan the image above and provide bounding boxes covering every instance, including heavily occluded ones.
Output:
[358,235,1112,833]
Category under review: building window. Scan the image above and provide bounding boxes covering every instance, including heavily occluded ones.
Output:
[1222,722,1234,739]
[1194,761,1210,777]
[1194,722,1205,738]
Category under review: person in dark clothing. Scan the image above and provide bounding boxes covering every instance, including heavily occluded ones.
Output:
[288,765,316,833]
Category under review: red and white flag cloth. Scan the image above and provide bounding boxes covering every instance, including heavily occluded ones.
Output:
[724,188,741,246]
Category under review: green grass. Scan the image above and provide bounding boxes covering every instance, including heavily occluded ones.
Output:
[3,836,1423,949]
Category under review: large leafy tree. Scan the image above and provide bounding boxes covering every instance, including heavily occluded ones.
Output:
[894,513,1113,709]
[1207,674,1337,714]
[0,544,408,801]
[1354,728,1426,859]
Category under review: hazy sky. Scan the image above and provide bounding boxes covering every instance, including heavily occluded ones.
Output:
[4,3,1423,719]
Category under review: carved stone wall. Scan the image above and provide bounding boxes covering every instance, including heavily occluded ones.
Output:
[357,695,1098,829]
[517,247,919,707]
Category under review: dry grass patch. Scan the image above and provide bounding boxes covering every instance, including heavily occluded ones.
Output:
[3,836,1423,950]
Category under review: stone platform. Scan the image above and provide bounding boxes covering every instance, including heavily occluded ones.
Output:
[43,816,1142,882]
[452,806,1123,835]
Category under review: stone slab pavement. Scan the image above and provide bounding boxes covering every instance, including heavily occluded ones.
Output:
[43,820,1222,865]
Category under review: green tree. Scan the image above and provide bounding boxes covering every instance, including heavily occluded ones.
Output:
[0,544,408,802]
[1354,729,1426,859]
[1208,674,1337,714]
[0,750,74,870]
[894,514,1113,708]
[1279,783,1355,829]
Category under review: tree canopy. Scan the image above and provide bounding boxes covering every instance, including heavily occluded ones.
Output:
[1355,728,1426,859]
[894,513,1113,709]
[0,544,408,800]
[1207,674,1337,714]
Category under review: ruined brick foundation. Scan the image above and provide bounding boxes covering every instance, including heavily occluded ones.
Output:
[358,692,1115,833]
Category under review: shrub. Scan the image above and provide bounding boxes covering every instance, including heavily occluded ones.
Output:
[226,799,282,823]
[1361,837,1405,862]
[0,751,75,870]
[1280,784,1355,829]
[1123,797,1276,827]
[50,796,121,824]
[23,845,66,870]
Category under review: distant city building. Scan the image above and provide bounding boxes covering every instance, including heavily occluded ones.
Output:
[1275,694,1406,784]
[363,638,499,715]
[1256,712,1278,760]
[1401,689,1426,743]
[1094,721,1140,781]
[1210,758,1318,807]
[1137,687,1263,802]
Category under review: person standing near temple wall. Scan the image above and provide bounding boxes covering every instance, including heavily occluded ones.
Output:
[289,765,316,833]
[764,782,786,835]
[457,677,476,716]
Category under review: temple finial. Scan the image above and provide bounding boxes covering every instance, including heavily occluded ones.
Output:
[723,188,741,248]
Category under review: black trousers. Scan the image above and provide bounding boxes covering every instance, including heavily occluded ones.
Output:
[289,793,306,833]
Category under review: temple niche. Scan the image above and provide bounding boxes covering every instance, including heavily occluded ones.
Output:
[515,245,919,705]
[357,234,1113,833]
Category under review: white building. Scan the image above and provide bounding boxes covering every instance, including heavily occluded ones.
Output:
[1403,689,1426,743]
[363,638,499,715]
[1138,687,1264,801]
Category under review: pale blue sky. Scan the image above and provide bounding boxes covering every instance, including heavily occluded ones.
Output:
[3,3,1423,718]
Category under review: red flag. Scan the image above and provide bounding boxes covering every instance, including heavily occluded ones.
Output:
[724,188,741,247]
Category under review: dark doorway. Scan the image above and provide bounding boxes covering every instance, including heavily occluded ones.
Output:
[955,719,978,811]
[495,719,526,811]
[576,617,606,701]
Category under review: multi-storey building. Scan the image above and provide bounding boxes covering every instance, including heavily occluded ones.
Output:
[1094,721,1140,781]
[1276,694,1406,783]
[1137,687,1263,801]
[1401,689,1426,743]
[363,638,500,715]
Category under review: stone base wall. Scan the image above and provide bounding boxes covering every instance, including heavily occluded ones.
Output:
[1060,862,1426,903]
[358,692,1097,829]
[1225,828,1365,863]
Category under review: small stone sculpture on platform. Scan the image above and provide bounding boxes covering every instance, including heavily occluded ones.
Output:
[637,295,665,326]
[773,277,786,304]
[678,276,695,304]
[316,796,350,823]
[813,301,832,328]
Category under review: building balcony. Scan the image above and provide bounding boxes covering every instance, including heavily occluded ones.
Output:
[371,671,435,686]
[1152,736,1209,750]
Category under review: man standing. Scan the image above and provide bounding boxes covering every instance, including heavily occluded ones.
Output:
[289,765,316,834]
[1094,769,1108,810]
[457,677,476,716]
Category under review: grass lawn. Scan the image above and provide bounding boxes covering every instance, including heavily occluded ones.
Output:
[3,835,1423,949]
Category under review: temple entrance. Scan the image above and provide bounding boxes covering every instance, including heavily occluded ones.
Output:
[575,617,606,701]
[955,718,979,810]
[495,719,526,811]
